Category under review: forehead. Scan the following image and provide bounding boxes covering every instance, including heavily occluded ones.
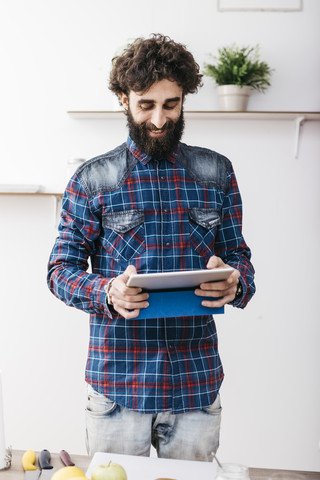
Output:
[129,79,183,103]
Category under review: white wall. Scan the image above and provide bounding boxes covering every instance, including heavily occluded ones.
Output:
[0,0,319,472]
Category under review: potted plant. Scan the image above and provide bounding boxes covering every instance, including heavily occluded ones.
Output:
[203,44,273,111]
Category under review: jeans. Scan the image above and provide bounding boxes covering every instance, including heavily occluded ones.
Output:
[85,385,222,462]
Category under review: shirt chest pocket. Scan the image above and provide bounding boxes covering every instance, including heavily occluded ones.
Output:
[102,210,146,262]
[188,207,221,260]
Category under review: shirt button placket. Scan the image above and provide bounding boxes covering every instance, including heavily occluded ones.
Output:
[157,164,172,269]
[166,341,182,412]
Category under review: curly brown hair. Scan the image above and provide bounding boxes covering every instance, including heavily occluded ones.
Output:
[109,34,203,98]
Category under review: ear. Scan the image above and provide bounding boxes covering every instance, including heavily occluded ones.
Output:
[120,92,129,110]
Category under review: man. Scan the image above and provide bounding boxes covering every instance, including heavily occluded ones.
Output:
[47,34,255,462]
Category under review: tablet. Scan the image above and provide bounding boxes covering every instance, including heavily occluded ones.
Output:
[126,267,234,291]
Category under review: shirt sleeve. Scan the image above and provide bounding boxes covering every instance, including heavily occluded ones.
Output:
[214,164,256,308]
[47,174,113,317]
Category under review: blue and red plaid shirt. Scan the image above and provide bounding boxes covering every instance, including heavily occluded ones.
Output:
[47,137,255,414]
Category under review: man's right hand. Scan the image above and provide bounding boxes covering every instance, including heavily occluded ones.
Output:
[107,265,149,319]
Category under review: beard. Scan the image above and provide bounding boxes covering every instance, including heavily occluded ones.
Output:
[126,106,185,159]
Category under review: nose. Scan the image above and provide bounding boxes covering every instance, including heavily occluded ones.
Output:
[150,107,166,129]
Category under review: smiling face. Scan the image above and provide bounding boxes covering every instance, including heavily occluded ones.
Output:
[120,79,185,158]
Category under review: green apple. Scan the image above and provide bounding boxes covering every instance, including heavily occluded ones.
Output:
[91,461,127,480]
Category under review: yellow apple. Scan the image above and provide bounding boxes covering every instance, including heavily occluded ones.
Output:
[51,466,87,480]
[91,461,127,480]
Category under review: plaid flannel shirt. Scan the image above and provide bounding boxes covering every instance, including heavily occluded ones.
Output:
[47,137,255,413]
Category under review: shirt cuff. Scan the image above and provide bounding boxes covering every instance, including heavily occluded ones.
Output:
[93,277,115,318]
[230,276,247,309]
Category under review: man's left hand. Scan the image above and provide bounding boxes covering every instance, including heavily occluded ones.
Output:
[194,255,240,308]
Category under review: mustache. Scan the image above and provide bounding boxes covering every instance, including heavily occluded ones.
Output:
[147,123,168,132]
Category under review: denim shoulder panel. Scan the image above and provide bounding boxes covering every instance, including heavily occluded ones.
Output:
[178,143,231,191]
[76,143,138,197]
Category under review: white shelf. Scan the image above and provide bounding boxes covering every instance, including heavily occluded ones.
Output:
[67,110,320,158]
[67,110,320,121]
[0,191,62,196]
[0,184,43,193]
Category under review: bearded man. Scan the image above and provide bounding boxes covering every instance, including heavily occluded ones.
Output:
[47,34,255,461]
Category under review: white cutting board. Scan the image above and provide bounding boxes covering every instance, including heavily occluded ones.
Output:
[86,452,218,480]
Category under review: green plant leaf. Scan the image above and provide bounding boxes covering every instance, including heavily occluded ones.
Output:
[203,44,273,92]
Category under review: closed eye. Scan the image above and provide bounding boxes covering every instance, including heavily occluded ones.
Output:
[164,99,180,110]
[164,103,178,110]
[137,97,181,111]
[139,103,154,111]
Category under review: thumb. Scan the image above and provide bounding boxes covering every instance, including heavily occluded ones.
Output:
[122,265,137,282]
[206,255,225,270]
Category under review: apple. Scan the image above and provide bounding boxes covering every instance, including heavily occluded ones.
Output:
[51,466,87,480]
[91,461,127,480]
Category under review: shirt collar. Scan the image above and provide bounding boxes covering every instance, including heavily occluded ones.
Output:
[126,135,179,166]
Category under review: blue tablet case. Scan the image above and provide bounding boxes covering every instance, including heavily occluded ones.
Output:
[135,288,224,319]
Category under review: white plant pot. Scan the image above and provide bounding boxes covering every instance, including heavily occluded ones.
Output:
[217,85,252,111]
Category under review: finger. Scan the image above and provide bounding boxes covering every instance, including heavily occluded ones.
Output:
[113,292,149,319]
[113,305,141,319]
[201,294,234,309]
[122,265,137,283]
[206,256,226,270]
[195,287,237,301]
[226,270,240,285]
[124,264,137,276]
[113,297,149,311]
[199,270,239,291]
[112,265,138,293]
[195,286,220,296]
[111,284,149,302]
[197,280,230,292]
[111,282,144,297]
[195,286,236,298]
[111,270,144,296]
